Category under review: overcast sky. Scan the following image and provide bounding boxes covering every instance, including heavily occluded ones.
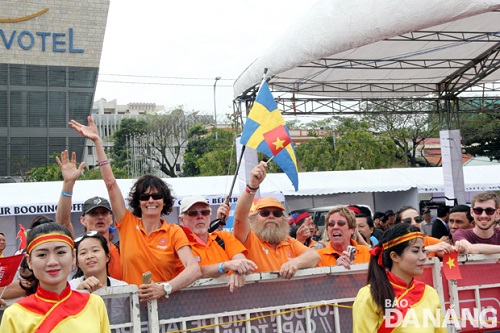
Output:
[94,0,317,121]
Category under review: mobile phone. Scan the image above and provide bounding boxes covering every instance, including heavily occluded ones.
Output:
[347,246,356,262]
[142,271,152,284]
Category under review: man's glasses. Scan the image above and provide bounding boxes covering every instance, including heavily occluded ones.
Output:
[185,209,211,217]
[472,207,497,216]
[402,216,423,224]
[139,193,163,201]
[258,210,283,218]
[74,230,99,244]
[327,220,347,227]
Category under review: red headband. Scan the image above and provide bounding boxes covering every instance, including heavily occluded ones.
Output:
[27,233,74,254]
[369,232,423,267]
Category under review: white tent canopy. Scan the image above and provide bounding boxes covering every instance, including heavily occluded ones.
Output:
[234,0,500,99]
[1,164,499,216]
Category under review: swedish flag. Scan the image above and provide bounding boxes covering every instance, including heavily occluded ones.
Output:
[240,82,299,191]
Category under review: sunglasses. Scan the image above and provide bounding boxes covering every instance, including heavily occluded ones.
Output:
[472,207,497,216]
[258,210,283,218]
[74,230,99,244]
[185,209,211,217]
[327,220,347,227]
[139,193,163,201]
[402,216,423,224]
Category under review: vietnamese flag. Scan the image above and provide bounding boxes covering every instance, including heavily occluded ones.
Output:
[263,125,291,156]
[442,251,462,280]
[17,224,27,252]
[0,254,24,287]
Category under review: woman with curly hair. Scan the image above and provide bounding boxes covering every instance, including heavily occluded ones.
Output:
[69,117,201,301]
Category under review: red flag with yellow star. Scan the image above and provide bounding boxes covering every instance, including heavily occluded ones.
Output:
[263,125,291,156]
[442,251,462,280]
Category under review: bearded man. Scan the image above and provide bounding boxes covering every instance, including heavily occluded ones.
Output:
[233,161,320,279]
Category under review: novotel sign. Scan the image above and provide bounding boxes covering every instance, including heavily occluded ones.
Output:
[0,28,84,53]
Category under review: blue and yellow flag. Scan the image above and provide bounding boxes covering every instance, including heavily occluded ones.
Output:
[240,82,299,191]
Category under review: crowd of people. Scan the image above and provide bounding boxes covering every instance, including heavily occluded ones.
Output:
[0,117,499,331]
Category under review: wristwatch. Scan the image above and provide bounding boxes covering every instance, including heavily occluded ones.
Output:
[162,282,172,298]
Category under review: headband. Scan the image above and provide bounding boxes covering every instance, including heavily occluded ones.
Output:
[369,231,423,267]
[27,233,75,254]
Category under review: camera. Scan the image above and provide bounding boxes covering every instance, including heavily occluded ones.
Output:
[347,245,356,262]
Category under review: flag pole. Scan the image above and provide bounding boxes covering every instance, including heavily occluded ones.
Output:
[209,69,269,232]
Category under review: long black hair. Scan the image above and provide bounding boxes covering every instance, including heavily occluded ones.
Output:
[72,232,110,279]
[367,223,421,312]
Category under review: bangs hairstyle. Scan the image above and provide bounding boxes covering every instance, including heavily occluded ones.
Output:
[128,174,175,217]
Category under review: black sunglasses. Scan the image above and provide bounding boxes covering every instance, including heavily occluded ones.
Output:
[403,216,423,224]
[185,209,211,217]
[258,210,283,218]
[472,207,497,216]
[139,193,163,201]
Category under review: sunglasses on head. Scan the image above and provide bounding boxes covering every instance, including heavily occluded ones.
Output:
[402,216,423,224]
[185,209,211,217]
[139,193,163,201]
[258,209,283,218]
[472,207,497,216]
[327,220,347,227]
[74,230,99,244]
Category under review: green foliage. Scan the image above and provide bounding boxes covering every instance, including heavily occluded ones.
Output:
[296,136,336,171]
[183,128,236,177]
[111,118,148,169]
[461,112,500,161]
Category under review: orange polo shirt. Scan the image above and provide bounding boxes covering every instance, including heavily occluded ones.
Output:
[317,239,371,266]
[175,230,247,275]
[108,242,123,280]
[244,230,309,273]
[116,210,190,286]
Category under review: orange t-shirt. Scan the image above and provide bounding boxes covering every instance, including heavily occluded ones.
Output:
[116,210,190,286]
[424,235,440,258]
[108,242,123,280]
[244,230,309,273]
[175,230,247,275]
[316,239,371,266]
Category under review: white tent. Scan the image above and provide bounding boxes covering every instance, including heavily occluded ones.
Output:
[234,0,500,99]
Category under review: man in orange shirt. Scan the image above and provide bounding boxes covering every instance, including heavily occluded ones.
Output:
[55,150,122,280]
[234,161,320,279]
[177,195,257,291]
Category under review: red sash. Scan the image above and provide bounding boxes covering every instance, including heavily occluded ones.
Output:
[378,271,426,333]
[17,284,91,332]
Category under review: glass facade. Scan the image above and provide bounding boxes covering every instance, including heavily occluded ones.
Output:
[0,63,97,176]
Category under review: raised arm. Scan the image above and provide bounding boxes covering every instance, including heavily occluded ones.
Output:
[55,150,84,238]
[233,161,267,244]
[69,116,127,222]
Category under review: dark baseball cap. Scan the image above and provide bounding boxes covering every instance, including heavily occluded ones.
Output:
[385,210,395,216]
[82,196,112,216]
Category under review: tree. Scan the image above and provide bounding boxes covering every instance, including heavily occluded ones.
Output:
[111,118,148,169]
[461,112,500,161]
[25,154,128,182]
[112,107,212,178]
[362,101,440,167]
[296,136,336,171]
[183,126,236,177]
